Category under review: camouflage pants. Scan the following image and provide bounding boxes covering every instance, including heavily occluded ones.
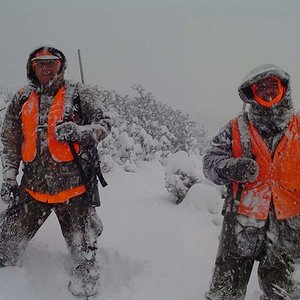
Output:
[206,210,300,300]
[0,189,103,284]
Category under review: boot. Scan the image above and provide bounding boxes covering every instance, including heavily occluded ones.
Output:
[68,262,100,298]
[68,275,99,298]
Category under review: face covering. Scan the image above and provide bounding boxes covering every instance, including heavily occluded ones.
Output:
[251,77,285,108]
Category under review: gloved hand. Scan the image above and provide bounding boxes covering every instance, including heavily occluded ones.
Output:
[1,178,19,205]
[55,121,81,142]
[100,115,113,132]
[224,157,259,183]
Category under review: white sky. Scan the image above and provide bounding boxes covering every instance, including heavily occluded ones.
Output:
[1,0,300,135]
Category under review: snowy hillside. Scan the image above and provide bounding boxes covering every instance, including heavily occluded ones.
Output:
[0,159,264,300]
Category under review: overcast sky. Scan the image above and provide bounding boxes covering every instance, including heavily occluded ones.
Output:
[1,0,300,135]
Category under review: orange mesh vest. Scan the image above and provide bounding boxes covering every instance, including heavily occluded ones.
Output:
[231,114,300,220]
[21,86,86,203]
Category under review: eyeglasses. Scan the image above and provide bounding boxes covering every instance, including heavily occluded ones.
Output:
[32,59,61,68]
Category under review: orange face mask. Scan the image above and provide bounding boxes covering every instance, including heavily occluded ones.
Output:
[251,77,285,108]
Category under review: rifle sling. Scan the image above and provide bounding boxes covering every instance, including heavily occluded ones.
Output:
[68,142,89,185]
[68,142,108,188]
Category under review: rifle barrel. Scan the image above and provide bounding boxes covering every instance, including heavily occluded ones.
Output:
[77,49,85,84]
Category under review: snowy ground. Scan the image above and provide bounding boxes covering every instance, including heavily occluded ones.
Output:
[0,159,264,300]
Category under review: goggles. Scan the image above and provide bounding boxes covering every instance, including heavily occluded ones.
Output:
[251,76,285,108]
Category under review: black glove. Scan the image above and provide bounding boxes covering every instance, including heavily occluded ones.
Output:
[223,157,259,183]
[55,122,81,142]
[0,179,19,205]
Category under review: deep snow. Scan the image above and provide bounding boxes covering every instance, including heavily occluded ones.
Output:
[0,159,268,300]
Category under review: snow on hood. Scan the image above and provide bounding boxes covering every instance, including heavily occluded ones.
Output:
[241,64,294,136]
[238,64,290,104]
[26,44,67,85]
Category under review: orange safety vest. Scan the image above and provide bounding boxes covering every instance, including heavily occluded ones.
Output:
[21,86,86,203]
[21,86,80,162]
[231,114,300,220]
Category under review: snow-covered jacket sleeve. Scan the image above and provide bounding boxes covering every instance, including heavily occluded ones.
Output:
[0,93,22,180]
[76,83,111,144]
[202,122,234,186]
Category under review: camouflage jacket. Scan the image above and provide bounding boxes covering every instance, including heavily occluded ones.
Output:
[1,80,110,194]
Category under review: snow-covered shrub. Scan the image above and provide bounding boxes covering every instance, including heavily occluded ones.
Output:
[0,87,14,128]
[102,85,209,164]
[137,128,156,161]
[165,151,203,204]
[115,131,137,172]
[98,128,118,172]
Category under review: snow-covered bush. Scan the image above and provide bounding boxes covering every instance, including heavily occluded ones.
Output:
[165,151,203,204]
[100,85,209,170]
[137,128,156,161]
[0,87,13,128]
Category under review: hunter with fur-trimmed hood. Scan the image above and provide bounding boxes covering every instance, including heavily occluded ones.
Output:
[0,44,111,298]
[203,64,300,300]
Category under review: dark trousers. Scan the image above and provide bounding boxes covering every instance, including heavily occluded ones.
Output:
[206,211,298,300]
[206,254,295,300]
[0,190,103,279]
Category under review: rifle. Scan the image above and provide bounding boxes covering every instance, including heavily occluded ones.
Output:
[77,49,85,84]
[67,49,107,207]
[234,103,251,209]
[68,141,105,207]
[218,104,252,256]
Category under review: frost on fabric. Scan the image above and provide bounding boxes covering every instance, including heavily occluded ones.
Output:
[235,214,266,230]
[241,188,269,209]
